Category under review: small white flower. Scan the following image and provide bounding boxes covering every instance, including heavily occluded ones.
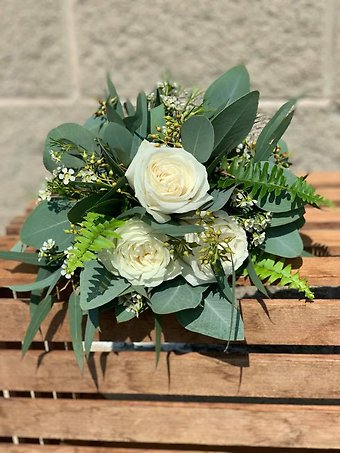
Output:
[99,219,181,287]
[181,211,248,286]
[126,140,212,223]
[41,239,55,251]
[252,231,266,247]
[61,262,74,279]
[78,169,98,183]
[38,187,52,202]
[58,168,76,185]
[49,150,61,163]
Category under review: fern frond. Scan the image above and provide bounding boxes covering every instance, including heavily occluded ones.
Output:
[251,254,314,300]
[64,212,124,275]
[218,160,288,199]
[289,177,334,208]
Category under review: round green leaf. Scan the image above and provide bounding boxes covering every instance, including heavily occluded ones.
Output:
[44,123,97,172]
[20,200,74,250]
[181,115,214,163]
[176,291,244,341]
[262,221,304,258]
[100,122,133,167]
[149,277,206,314]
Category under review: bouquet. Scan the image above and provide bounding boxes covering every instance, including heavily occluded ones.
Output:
[1,65,331,368]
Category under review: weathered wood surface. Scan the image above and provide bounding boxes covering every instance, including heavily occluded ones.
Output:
[1,256,339,291]
[301,171,340,187]
[1,350,340,399]
[0,445,254,453]
[1,398,340,449]
[1,298,340,345]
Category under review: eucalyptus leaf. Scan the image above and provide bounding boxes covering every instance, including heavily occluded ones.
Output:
[258,191,304,213]
[106,105,125,126]
[155,314,162,367]
[207,91,259,173]
[270,207,305,227]
[124,99,136,116]
[254,99,296,162]
[246,259,269,297]
[128,92,148,159]
[149,277,207,314]
[100,122,133,167]
[115,303,136,323]
[22,296,53,354]
[206,186,235,212]
[213,259,234,302]
[106,74,124,117]
[144,219,204,237]
[118,206,146,219]
[0,251,46,266]
[181,115,214,163]
[69,291,84,370]
[177,290,244,341]
[84,308,99,358]
[20,199,74,250]
[80,260,130,310]
[262,220,304,258]
[29,267,54,318]
[10,268,61,292]
[68,193,123,224]
[83,116,105,134]
[44,123,97,172]
[203,65,250,113]
[150,104,166,134]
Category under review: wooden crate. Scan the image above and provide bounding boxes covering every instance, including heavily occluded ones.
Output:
[0,171,339,452]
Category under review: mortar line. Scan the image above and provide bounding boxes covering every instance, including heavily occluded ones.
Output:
[64,0,81,100]
[323,0,337,100]
[0,98,331,109]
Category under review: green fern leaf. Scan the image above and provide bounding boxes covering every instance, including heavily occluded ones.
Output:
[249,254,314,300]
[218,160,288,200]
[289,177,334,208]
[64,212,124,275]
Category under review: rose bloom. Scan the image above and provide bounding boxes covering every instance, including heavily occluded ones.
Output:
[181,211,248,286]
[126,140,212,223]
[99,218,181,287]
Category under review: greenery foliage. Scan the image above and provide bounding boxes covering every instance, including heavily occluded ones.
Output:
[0,65,332,366]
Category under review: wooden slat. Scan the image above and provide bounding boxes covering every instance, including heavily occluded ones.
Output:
[1,350,340,399]
[0,260,36,287]
[303,171,340,188]
[0,444,256,453]
[301,229,340,255]
[0,257,339,291]
[304,207,340,229]
[1,298,340,345]
[241,298,340,345]
[1,398,340,448]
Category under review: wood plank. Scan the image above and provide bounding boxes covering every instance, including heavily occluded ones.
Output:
[315,187,340,205]
[1,350,340,399]
[1,398,340,448]
[301,229,340,256]
[0,260,37,287]
[1,298,340,346]
[241,298,340,345]
[296,257,340,285]
[0,444,251,453]
[303,172,340,188]
[304,207,340,229]
[1,257,340,291]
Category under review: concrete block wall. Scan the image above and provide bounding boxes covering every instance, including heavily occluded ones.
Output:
[0,0,339,232]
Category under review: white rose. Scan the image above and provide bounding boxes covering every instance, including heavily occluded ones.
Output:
[181,211,248,286]
[99,218,181,288]
[125,140,213,223]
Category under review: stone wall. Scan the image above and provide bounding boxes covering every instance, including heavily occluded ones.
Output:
[0,0,339,232]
